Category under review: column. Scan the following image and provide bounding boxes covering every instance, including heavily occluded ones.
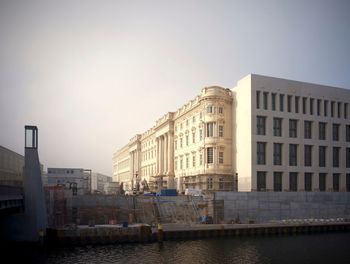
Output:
[164,133,168,174]
[160,135,164,174]
[156,138,159,175]
[168,132,174,174]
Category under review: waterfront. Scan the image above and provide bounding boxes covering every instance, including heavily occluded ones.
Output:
[4,232,350,264]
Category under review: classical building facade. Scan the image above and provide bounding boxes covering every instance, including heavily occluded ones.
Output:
[113,74,350,193]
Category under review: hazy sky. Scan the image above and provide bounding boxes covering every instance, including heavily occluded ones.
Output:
[1,0,350,176]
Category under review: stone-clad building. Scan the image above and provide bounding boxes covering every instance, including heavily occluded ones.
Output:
[113,74,350,193]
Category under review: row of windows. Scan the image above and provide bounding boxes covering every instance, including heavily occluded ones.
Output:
[175,148,224,170]
[256,91,349,119]
[257,171,350,192]
[257,116,350,141]
[257,142,350,167]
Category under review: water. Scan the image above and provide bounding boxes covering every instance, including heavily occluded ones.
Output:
[3,233,350,264]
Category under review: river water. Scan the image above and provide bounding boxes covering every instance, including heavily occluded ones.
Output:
[4,232,350,264]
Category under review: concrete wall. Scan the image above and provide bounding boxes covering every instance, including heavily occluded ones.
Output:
[216,191,350,223]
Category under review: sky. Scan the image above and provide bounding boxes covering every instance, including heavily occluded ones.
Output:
[0,0,350,176]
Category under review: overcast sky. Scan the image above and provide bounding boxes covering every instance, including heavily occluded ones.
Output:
[0,0,349,176]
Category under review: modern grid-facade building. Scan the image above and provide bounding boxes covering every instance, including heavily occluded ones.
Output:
[113,74,350,193]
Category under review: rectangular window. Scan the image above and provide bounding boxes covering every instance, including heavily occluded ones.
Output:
[219,152,224,164]
[317,99,321,116]
[257,142,266,165]
[219,178,224,190]
[180,159,183,169]
[287,95,292,112]
[193,116,196,123]
[331,101,335,117]
[279,94,284,112]
[175,159,178,170]
[273,118,282,137]
[289,119,298,138]
[206,123,214,137]
[192,132,195,143]
[304,121,312,139]
[289,172,298,191]
[289,144,298,166]
[333,124,340,141]
[199,129,203,141]
[304,145,312,167]
[273,143,282,165]
[302,97,307,114]
[256,91,260,109]
[186,119,189,127]
[319,173,326,191]
[273,172,282,192]
[345,103,348,119]
[319,146,327,167]
[199,154,203,165]
[347,148,350,168]
[257,171,266,191]
[271,93,276,111]
[219,125,224,137]
[338,102,342,118]
[218,107,223,114]
[319,122,326,140]
[207,147,213,164]
[333,173,340,192]
[257,116,266,135]
[324,100,328,116]
[186,156,189,168]
[347,174,350,192]
[295,96,300,113]
[263,92,268,110]
[186,135,189,146]
[304,173,312,191]
[192,155,196,167]
[207,105,213,113]
[346,125,350,142]
[180,138,183,148]
[207,177,213,190]
[333,147,340,168]
[175,140,177,150]
[310,98,314,115]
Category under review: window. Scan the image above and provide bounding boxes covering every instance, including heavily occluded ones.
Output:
[256,91,260,109]
[310,98,314,115]
[219,178,224,190]
[207,177,213,189]
[257,116,266,135]
[302,97,307,114]
[199,154,203,165]
[192,132,195,143]
[180,123,183,130]
[333,174,340,192]
[345,103,348,119]
[279,94,284,111]
[257,142,266,165]
[207,105,213,113]
[193,116,196,123]
[180,138,183,148]
[304,145,312,167]
[287,95,292,112]
[257,172,266,191]
[347,148,350,168]
[333,147,340,168]
[186,119,189,127]
[319,173,326,191]
[304,121,312,139]
[219,152,224,164]
[347,174,350,192]
[331,101,335,117]
[333,124,340,141]
[199,129,203,141]
[263,92,268,110]
[273,118,282,137]
[175,159,177,170]
[289,119,298,138]
[186,135,189,146]
[338,102,342,118]
[186,156,189,168]
[289,172,298,191]
[324,100,328,116]
[206,122,214,137]
[319,146,327,167]
[219,125,224,137]
[271,93,276,111]
[319,122,326,140]
[273,172,282,192]
[219,107,223,114]
[180,158,183,169]
[273,143,282,165]
[295,96,300,113]
[346,125,350,142]
[207,147,213,164]
[289,144,298,166]
[305,173,312,191]
[317,99,321,116]
[192,155,196,167]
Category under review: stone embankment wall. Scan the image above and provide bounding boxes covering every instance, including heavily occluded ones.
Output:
[215,192,350,224]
